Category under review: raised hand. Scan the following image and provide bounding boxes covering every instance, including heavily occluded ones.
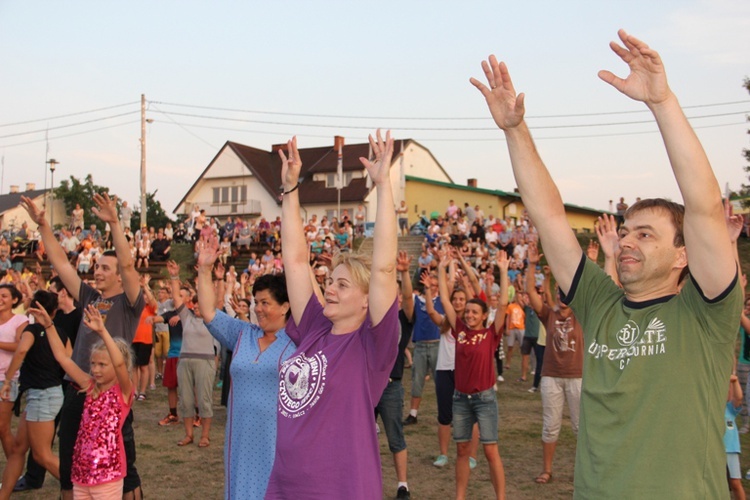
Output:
[396,250,411,273]
[139,273,151,287]
[586,240,600,262]
[597,30,672,106]
[496,249,509,273]
[19,196,47,226]
[278,136,302,192]
[27,300,54,327]
[470,56,525,130]
[527,242,542,265]
[82,304,106,335]
[166,260,180,278]
[359,129,394,187]
[596,214,620,258]
[91,192,119,224]
[214,261,225,280]
[724,198,744,244]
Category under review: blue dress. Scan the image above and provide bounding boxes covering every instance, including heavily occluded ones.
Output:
[206,310,295,500]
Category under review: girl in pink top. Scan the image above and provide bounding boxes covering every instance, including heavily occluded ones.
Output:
[36,303,134,499]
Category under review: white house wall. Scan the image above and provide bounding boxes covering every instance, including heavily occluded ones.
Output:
[204,148,249,179]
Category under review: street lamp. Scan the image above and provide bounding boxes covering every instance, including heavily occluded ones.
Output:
[47,158,59,227]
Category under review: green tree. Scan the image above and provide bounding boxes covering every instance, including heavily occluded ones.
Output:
[53,174,110,230]
[131,190,174,231]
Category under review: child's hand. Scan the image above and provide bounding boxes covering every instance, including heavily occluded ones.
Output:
[0,381,11,401]
[730,374,739,384]
[27,301,53,328]
[82,305,106,335]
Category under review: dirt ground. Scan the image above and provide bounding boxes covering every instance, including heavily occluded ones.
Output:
[10,361,750,499]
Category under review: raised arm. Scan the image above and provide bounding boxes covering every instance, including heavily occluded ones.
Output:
[598,29,734,298]
[437,256,457,330]
[166,260,184,310]
[456,252,482,298]
[360,130,398,325]
[84,304,133,401]
[27,301,89,388]
[20,195,82,299]
[396,251,414,321]
[471,60,582,294]
[279,137,314,323]
[92,193,140,303]
[493,250,510,334]
[526,243,544,314]
[595,214,621,286]
[420,271,445,328]
[195,236,220,323]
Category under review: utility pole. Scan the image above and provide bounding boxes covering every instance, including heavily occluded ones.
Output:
[139,94,147,228]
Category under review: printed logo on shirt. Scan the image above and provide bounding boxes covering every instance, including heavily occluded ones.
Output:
[278,351,328,418]
[552,317,576,353]
[456,330,487,345]
[587,317,667,370]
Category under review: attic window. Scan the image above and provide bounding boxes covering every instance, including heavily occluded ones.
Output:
[326,172,353,188]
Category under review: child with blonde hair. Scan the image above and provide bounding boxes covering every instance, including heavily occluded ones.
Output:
[33,302,133,499]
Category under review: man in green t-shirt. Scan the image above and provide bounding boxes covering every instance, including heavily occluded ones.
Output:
[471,30,742,499]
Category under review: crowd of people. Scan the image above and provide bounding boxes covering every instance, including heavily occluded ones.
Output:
[0,31,746,500]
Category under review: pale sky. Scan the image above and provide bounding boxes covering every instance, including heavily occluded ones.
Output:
[1,1,748,216]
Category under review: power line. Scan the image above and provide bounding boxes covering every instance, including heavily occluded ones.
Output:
[154,117,745,143]
[150,99,750,121]
[150,105,217,150]
[0,111,140,140]
[0,120,140,149]
[0,101,139,128]
[147,109,749,132]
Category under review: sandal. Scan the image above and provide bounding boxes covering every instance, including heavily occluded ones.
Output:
[535,471,553,484]
[199,437,210,448]
[177,436,194,446]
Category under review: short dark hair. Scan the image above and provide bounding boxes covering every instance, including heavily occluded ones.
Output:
[466,298,488,314]
[624,198,685,248]
[33,290,58,315]
[252,274,289,318]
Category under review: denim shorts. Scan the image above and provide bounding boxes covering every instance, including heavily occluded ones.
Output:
[375,379,406,453]
[452,388,499,444]
[25,385,64,422]
[411,341,439,398]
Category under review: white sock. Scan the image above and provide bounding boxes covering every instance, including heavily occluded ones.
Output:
[398,482,409,490]
[409,409,418,418]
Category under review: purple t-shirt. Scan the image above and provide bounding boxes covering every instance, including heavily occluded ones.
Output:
[265,295,398,500]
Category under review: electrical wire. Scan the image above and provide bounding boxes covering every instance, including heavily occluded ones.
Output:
[0,120,140,149]
[147,109,749,132]
[0,111,140,140]
[150,99,750,120]
[0,101,139,128]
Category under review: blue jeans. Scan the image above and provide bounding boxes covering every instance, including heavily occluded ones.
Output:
[453,388,499,444]
[375,379,407,453]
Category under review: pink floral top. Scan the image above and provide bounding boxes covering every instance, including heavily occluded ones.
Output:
[72,382,132,486]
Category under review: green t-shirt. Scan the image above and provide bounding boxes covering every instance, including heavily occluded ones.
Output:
[567,256,742,500]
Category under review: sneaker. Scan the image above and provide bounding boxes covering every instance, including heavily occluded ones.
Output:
[403,415,418,426]
[155,373,163,380]
[396,486,411,499]
[528,387,538,393]
[746,469,750,481]
[497,375,505,383]
[137,394,146,401]
[159,414,179,426]
[149,384,157,390]
[469,457,477,469]
[193,416,202,428]
[740,425,750,434]
[433,454,448,467]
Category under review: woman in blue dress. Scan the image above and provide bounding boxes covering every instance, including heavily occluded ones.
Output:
[196,249,295,500]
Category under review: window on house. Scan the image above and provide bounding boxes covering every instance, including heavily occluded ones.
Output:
[212,185,249,209]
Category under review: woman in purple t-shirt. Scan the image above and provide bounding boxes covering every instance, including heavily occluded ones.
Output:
[266,131,399,500]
